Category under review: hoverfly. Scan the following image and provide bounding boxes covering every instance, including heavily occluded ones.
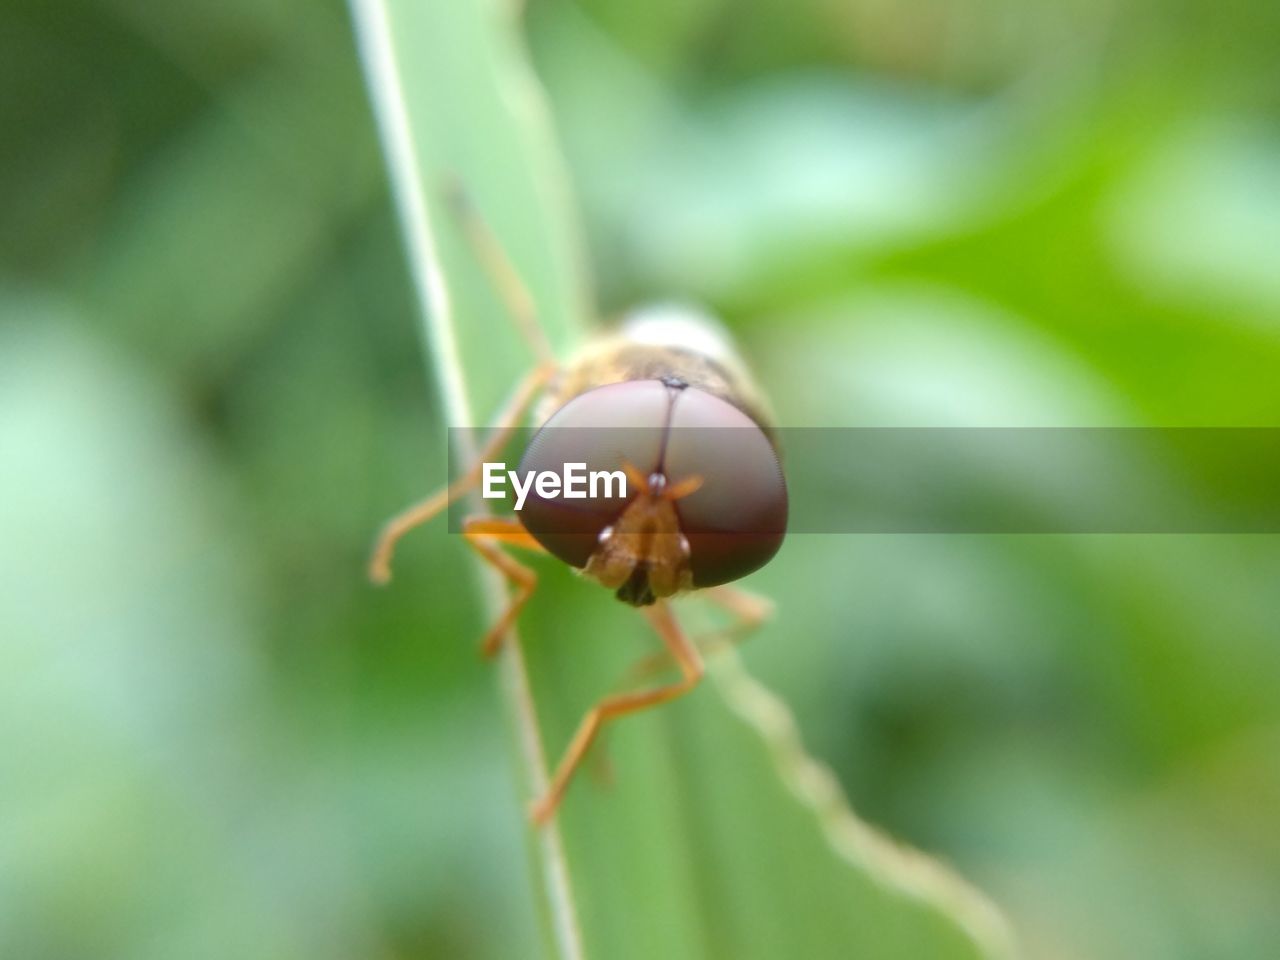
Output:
[370,186,787,824]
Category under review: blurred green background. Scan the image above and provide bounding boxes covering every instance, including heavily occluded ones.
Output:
[3,0,1280,958]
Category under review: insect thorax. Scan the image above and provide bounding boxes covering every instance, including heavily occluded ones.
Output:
[536,305,775,432]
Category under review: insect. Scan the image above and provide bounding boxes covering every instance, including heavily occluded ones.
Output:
[369,186,787,824]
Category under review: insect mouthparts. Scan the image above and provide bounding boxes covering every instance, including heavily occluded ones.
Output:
[616,564,656,606]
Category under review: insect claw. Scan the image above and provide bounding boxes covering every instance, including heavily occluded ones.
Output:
[529,794,556,826]
[368,546,394,586]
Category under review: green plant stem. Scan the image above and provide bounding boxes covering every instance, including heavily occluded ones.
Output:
[349,2,585,956]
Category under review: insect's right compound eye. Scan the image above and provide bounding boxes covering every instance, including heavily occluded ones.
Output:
[517,381,673,568]
[663,388,788,587]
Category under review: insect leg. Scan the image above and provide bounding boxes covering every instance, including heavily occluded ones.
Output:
[442,179,557,366]
[698,584,775,655]
[462,516,546,658]
[368,360,556,584]
[530,600,704,825]
[618,584,775,685]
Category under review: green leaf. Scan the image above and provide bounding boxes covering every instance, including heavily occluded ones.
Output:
[347,1,1015,957]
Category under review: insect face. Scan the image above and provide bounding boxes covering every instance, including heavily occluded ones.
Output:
[516,377,788,606]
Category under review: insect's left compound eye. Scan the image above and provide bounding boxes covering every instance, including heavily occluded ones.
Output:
[517,381,672,568]
[664,389,788,587]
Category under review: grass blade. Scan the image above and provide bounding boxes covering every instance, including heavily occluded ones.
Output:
[348,2,1016,958]
[349,1,587,957]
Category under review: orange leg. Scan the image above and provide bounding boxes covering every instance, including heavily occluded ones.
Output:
[620,584,774,686]
[370,177,565,585]
[699,584,775,655]
[442,178,556,366]
[530,601,705,825]
[462,516,547,657]
[367,361,555,585]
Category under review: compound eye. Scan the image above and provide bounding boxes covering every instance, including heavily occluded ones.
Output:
[664,388,788,587]
[517,381,671,568]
